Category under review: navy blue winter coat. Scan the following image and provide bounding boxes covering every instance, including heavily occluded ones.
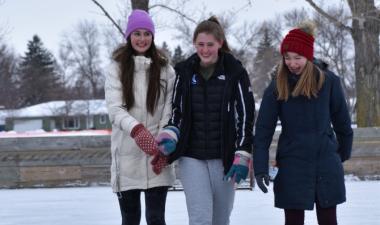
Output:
[253,64,353,210]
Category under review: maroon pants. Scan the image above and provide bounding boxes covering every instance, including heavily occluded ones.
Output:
[284,203,337,225]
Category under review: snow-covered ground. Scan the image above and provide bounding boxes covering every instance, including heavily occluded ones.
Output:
[1,180,379,225]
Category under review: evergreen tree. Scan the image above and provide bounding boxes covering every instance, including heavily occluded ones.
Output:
[160,41,171,59]
[252,25,281,99]
[172,45,185,66]
[18,35,63,107]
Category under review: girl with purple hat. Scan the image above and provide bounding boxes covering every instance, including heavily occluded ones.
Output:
[105,9,175,225]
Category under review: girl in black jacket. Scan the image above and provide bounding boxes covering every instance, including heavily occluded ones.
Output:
[155,16,255,225]
[253,21,353,225]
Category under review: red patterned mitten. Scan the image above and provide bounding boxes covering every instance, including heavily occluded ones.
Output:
[150,153,168,175]
[130,124,158,155]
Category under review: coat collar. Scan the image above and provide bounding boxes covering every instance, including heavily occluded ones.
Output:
[133,55,152,71]
[175,51,244,81]
[181,51,226,78]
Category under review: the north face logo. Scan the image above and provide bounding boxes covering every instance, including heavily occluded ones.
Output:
[191,74,197,85]
[217,75,226,80]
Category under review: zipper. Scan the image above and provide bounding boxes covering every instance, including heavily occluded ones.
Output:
[220,76,233,160]
[204,77,208,152]
[145,106,149,189]
[182,73,192,152]
[115,147,121,192]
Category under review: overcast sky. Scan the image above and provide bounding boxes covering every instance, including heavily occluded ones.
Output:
[0,0,347,56]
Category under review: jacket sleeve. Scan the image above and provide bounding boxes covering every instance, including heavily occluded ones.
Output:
[329,72,353,162]
[158,65,176,132]
[104,62,139,135]
[253,80,279,175]
[166,71,183,130]
[234,70,255,154]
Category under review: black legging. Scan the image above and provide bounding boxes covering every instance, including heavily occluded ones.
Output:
[117,186,169,225]
[284,203,337,225]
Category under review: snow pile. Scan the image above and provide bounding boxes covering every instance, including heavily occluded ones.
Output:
[0,129,111,138]
[9,99,107,118]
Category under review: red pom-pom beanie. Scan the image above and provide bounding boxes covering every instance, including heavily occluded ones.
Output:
[280,28,314,61]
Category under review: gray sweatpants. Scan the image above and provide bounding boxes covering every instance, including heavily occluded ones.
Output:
[178,157,235,225]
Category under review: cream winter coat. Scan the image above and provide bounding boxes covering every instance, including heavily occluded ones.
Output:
[105,56,176,192]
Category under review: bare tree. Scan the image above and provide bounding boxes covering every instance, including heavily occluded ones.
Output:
[306,0,380,127]
[59,20,105,99]
[131,0,149,10]
[313,6,356,117]
[91,0,252,41]
[91,0,125,37]
[283,7,310,28]
[0,1,9,40]
[91,0,198,41]
[0,44,18,108]
[92,0,199,59]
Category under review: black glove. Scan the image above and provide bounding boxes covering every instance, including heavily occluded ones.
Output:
[339,152,350,163]
[255,174,270,193]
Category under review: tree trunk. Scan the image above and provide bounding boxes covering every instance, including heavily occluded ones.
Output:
[131,0,149,11]
[348,0,380,127]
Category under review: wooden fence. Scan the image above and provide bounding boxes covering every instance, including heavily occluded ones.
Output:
[0,127,379,188]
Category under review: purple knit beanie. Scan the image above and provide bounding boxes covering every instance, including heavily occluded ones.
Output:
[125,9,155,38]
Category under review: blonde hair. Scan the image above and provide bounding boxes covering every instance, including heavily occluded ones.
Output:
[276,60,325,101]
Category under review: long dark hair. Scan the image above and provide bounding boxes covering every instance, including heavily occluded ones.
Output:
[112,37,168,114]
[193,16,231,53]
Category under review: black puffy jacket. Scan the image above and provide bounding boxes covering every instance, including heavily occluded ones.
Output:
[167,52,255,174]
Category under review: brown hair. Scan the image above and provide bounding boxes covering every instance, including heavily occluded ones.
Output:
[276,59,325,101]
[193,16,231,52]
[112,37,167,114]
